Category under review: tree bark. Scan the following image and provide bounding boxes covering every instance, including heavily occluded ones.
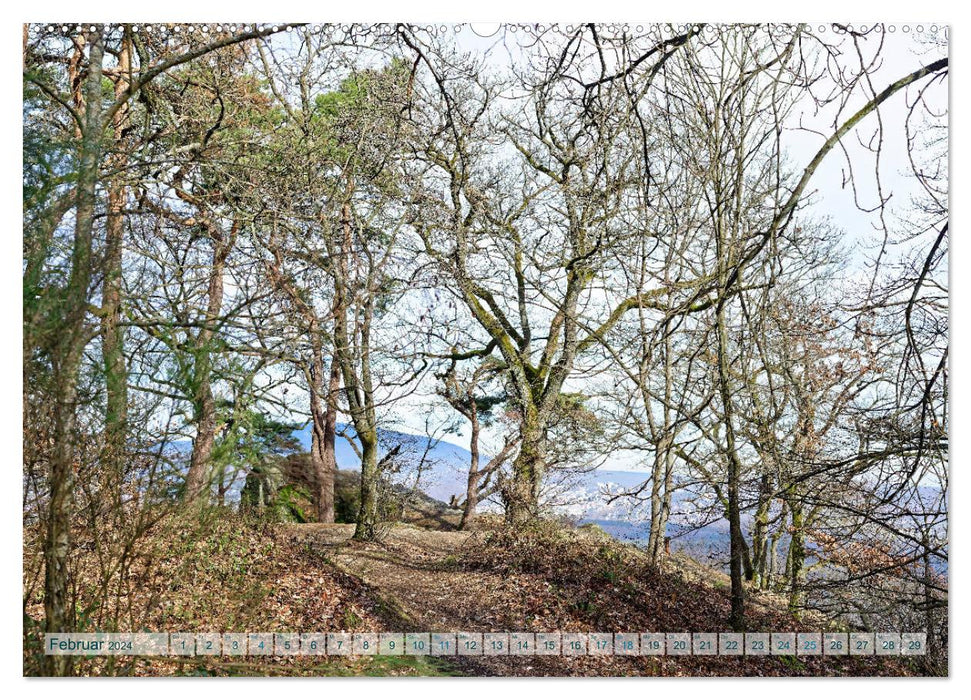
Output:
[506,410,544,525]
[647,321,674,565]
[101,32,130,495]
[767,498,787,593]
[459,409,481,530]
[354,428,379,540]
[322,357,339,519]
[922,531,938,665]
[329,198,381,541]
[43,28,104,677]
[185,385,216,501]
[750,474,771,585]
[786,499,807,616]
[309,349,337,523]
[647,434,674,565]
[184,224,232,501]
[716,291,746,630]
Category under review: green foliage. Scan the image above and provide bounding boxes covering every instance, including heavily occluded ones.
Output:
[473,393,507,421]
[239,464,312,524]
[274,484,311,523]
[306,59,411,189]
[341,608,362,629]
[357,655,463,677]
[335,475,361,524]
[208,655,463,678]
[214,401,301,470]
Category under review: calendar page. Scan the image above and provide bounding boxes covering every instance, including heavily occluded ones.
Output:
[21,14,948,682]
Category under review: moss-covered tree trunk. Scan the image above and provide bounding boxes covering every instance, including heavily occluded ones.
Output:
[786,499,807,616]
[354,428,380,540]
[505,410,544,526]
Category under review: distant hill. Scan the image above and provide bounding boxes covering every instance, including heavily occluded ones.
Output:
[289,422,477,505]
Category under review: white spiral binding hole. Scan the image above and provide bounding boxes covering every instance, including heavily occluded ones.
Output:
[36,22,947,40]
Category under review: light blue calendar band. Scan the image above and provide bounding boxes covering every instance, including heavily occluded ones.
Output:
[44,631,926,656]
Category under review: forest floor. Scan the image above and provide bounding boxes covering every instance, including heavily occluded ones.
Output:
[23,513,934,677]
[277,522,927,677]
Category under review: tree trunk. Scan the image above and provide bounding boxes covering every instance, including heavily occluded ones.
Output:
[786,499,807,616]
[506,411,543,525]
[309,350,337,523]
[332,194,381,542]
[101,34,130,495]
[321,357,340,523]
[716,296,746,630]
[647,434,674,565]
[647,473,663,563]
[767,499,787,592]
[43,28,104,677]
[726,469,747,630]
[354,428,380,540]
[459,411,481,530]
[648,315,676,565]
[766,535,777,590]
[750,474,771,585]
[186,383,216,501]
[184,226,231,501]
[922,531,938,666]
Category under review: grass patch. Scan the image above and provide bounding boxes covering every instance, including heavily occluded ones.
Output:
[184,655,464,677]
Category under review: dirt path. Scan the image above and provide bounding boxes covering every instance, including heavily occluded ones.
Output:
[286,524,523,631]
[283,523,688,676]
